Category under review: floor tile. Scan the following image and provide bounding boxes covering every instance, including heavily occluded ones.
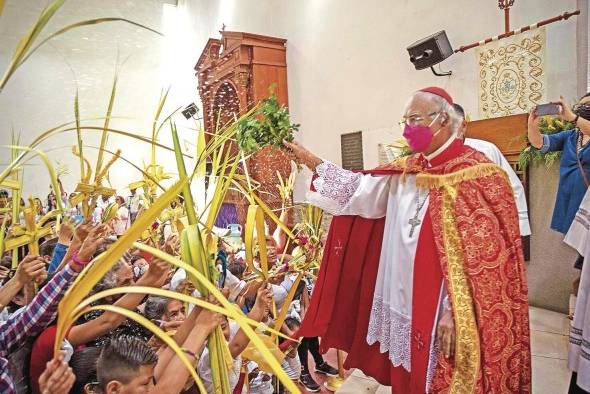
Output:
[532,355,571,394]
[337,307,573,393]
[335,375,380,393]
[374,384,391,394]
[530,306,570,335]
[530,330,569,360]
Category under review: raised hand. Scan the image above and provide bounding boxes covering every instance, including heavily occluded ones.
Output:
[195,296,224,334]
[557,95,577,122]
[251,283,273,320]
[140,258,170,288]
[73,218,94,244]
[283,140,322,170]
[76,223,108,263]
[38,355,76,394]
[16,255,47,285]
[57,218,74,246]
[164,233,180,256]
[528,108,541,129]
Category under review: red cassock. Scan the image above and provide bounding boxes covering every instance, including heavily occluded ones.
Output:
[298,140,531,394]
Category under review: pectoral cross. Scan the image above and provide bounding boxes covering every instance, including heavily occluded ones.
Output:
[409,191,429,237]
[408,215,421,238]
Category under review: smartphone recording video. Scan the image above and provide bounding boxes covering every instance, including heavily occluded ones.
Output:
[535,103,561,116]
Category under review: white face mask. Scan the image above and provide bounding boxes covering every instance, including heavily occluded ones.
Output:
[133,265,147,278]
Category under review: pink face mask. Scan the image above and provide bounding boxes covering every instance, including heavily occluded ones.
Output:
[402,113,442,153]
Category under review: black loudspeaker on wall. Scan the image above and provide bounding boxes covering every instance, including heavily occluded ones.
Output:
[407,31,453,76]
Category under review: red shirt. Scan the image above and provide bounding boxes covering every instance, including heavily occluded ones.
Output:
[29,325,75,394]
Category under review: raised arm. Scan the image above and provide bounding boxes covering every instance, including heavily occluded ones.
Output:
[0,225,106,354]
[527,107,543,149]
[67,259,169,346]
[153,307,222,394]
[558,95,590,138]
[47,220,73,274]
[284,140,390,218]
[229,285,272,359]
[0,256,46,308]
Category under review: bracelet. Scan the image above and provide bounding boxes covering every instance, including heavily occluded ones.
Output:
[182,348,199,360]
[71,251,91,267]
[574,115,580,125]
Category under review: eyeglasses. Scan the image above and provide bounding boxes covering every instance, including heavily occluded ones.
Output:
[399,111,440,127]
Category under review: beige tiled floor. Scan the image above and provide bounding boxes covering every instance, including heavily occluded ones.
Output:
[336,306,571,394]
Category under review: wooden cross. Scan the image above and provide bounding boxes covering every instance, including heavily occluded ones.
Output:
[4,197,58,255]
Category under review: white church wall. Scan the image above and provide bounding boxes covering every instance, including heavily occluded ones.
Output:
[184,0,582,313]
[0,0,201,198]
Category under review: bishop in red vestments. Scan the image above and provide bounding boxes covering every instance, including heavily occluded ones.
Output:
[285,87,531,393]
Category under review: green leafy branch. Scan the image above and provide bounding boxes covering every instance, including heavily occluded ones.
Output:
[236,88,299,153]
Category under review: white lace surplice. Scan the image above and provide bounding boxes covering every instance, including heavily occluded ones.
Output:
[307,162,432,372]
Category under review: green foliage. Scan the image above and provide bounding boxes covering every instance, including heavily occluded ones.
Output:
[518,116,575,170]
[236,92,299,153]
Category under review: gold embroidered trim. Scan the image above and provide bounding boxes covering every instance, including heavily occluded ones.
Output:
[441,184,480,394]
[416,163,507,189]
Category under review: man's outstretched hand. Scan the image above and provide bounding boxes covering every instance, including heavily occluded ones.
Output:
[283,140,323,170]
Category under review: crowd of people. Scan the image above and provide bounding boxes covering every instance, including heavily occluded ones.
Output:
[0,185,339,394]
[3,86,590,394]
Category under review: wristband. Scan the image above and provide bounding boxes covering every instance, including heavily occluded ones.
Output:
[71,251,91,268]
[182,348,199,361]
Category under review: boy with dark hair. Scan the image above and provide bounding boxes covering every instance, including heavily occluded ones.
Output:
[96,335,158,394]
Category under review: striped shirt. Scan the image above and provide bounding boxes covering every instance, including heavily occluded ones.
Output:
[0,264,78,393]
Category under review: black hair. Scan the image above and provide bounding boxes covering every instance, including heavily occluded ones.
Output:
[228,261,246,279]
[284,317,301,331]
[129,255,144,265]
[97,336,158,388]
[0,256,11,269]
[293,280,307,301]
[39,238,58,258]
[70,347,101,394]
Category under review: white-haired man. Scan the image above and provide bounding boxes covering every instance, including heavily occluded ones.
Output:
[286,87,531,393]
